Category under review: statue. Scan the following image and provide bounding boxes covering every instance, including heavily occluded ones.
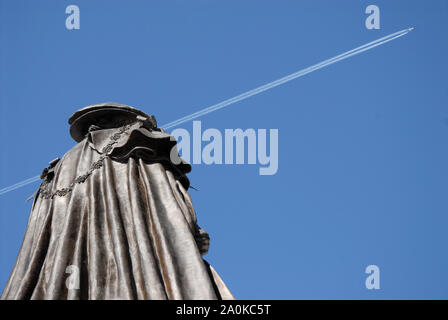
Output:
[1,102,234,300]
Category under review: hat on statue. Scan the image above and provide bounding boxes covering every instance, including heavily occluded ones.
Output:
[69,102,155,142]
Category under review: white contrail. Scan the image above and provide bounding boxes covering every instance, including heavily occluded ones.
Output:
[0,175,41,196]
[161,27,414,129]
[0,27,413,196]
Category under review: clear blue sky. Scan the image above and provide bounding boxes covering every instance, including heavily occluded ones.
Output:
[1,0,447,299]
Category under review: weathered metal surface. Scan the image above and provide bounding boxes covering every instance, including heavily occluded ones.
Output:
[1,103,233,300]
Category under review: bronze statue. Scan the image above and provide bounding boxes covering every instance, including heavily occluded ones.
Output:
[1,102,234,300]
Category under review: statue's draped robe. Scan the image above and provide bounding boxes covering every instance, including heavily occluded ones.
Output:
[1,123,233,300]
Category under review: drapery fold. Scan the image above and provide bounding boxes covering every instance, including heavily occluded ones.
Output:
[1,124,233,300]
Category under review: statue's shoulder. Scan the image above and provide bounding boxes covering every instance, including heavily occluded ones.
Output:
[86,123,191,188]
[87,124,175,158]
